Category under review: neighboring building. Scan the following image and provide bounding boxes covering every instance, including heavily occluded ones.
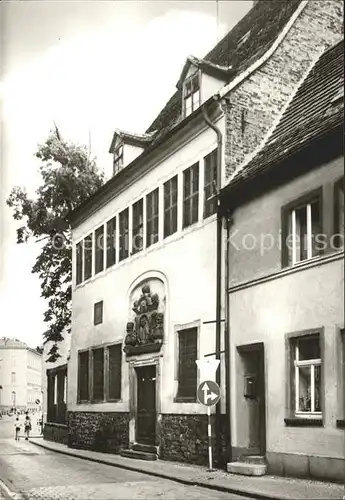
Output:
[65,0,343,471]
[0,337,43,412]
[41,332,70,444]
[220,40,344,482]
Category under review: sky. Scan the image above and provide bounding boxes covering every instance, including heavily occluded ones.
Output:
[0,0,252,349]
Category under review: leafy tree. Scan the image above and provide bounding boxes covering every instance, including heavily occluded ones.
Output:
[7,128,104,362]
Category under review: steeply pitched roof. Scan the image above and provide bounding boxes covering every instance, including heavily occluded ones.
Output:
[145,0,302,143]
[228,39,344,188]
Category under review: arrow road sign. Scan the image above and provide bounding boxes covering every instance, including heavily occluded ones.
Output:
[197,380,221,407]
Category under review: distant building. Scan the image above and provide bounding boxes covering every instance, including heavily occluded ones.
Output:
[0,337,43,412]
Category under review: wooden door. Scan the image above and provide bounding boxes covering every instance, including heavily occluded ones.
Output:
[238,343,266,456]
[136,365,156,444]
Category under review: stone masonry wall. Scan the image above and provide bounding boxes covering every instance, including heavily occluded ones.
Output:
[160,414,227,467]
[44,423,68,445]
[68,412,130,454]
[224,0,343,179]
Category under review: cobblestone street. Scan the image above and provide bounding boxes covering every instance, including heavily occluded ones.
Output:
[0,418,253,500]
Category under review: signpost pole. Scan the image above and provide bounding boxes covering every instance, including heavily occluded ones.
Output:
[207,406,213,471]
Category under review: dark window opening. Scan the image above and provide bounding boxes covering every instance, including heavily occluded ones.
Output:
[78,351,89,402]
[92,348,104,401]
[76,241,83,285]
[177,328,197,401]
[119,208,129,261]
[108,344,122,401]
[204,150,218,218]
[94,226,104,274]
[183,163,199,228]
[132,199,144,254]
[84,233,93,280]
[164,176,178,238]
[106,217,116,268]
[94,301,103,325]
[146,188,159,247]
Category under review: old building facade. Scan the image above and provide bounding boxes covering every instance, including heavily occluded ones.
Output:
[220,40,344,481]
[66,0,343,472]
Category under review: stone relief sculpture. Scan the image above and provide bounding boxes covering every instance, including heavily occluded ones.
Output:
[124,284,164,353]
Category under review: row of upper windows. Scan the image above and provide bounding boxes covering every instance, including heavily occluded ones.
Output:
[75,149,218,286]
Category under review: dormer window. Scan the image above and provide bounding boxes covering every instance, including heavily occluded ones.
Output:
[113,144,124,175]
[183,73,200,117]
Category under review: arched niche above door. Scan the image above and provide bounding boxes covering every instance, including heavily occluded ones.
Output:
[124,276,166,357]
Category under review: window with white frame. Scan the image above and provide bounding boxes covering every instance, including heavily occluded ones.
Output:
[132,199,144,254]
[76,241,83,285]
[146,188,159,248]
[292,335,322,416]
[94,225,104,274]
[204,149,218,218]
[282,192,322,267]
[83,233,93,280]
[164,175,178,238]
[334,177,344,249]
[113,145,124,175]
[119,208,129,261]
[106,216,116,268]
[183,162,199,228]
[183,73,200,117]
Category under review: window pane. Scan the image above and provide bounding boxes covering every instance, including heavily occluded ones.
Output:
[106,217,116,268]
[132,199,143,254]
[76,241,83,285]
[183,164,199,229]
[119,208,129,261]
[314,365,321,412]
[177,328,197,399]
[108,344,122,400]
[164,176,178,238]
[94,301,103,325]
[84,234,93,280]
[295,205,308,262]
[78,351,89,401]
[298,365,311,412]
[146,189,159,247]
[311,200,321,257]
[92,348,104,401]
[298,336,320,360]
[204,150,218,218]
[94,226,104,274]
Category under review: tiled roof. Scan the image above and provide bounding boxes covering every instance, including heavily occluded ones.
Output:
[228,39,344,188]
[145,0,302,143]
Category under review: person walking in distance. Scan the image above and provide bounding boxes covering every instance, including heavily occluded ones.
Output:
[24,412,31,440]
[14,417,21,441]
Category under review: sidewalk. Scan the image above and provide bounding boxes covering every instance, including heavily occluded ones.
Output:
[29,438,345,500]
